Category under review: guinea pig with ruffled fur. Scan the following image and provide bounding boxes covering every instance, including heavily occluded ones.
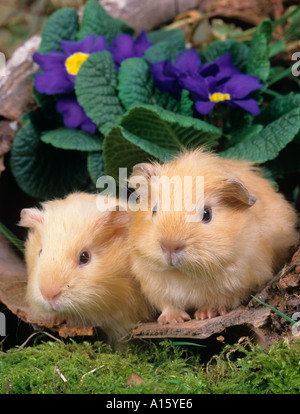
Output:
[128,149,299,324]
[20,192,153,343]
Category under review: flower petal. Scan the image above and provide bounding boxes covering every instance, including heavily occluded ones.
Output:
[163,61,181,77]
[34,70,74,95]
[56,95,96,131]
[199,62,219,78]
[230,98,261,115]
[60,34,96,55]
[194,99,215,115]
[90,35,108,53]
[134,30,153,57]
[173,49,201,74]
[200,53,241,80]
[151,62,182,99]
[178,74,209,98]
[110,34,135,66]
[81,118,97,134]
[220,74,263,99]
[33,51,66,71]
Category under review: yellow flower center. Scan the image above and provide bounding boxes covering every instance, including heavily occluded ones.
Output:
[65,52,90,76]
[209,92,231,103]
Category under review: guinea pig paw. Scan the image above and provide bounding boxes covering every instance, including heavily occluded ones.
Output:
[194,307,227,320]
[158,309,191,325]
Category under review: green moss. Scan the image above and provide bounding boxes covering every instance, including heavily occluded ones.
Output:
[0,337,299,394]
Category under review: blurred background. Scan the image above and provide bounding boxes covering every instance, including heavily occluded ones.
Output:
[0,0,85,58]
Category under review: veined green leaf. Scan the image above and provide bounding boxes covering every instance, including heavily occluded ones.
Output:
[246,19,273,82]
[75,51,125,136]
[10,121,89,200]
[221,107,300,162]
[76,0,134,43]
[41,128,102,151]
[103,105,221,179]
[39,8,79,53]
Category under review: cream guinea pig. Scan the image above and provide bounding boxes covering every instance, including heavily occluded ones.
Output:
[19,192,153,344]
[128,149,299,324]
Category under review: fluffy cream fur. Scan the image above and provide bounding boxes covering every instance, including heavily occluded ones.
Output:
[20,192,152,344]
[128,149,299,324]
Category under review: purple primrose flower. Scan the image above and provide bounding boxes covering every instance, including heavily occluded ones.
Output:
[151,50,263,115]
[33,32,153,132]
[33,34,108,95]
[181,74,263,115]
[109,30,153,69]
[56,94,97,134]
[150,49,200,99]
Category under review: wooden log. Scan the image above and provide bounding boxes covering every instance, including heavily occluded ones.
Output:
[131,306,272,340]
[0,35,40,121]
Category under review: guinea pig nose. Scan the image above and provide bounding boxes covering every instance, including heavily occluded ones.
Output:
[160,239,185,266]
[40,285,61,303]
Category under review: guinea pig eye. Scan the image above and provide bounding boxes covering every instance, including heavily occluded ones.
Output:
[201,207,212,223]
[79,251,90,266]
[39,249,42,257]
[152,203,158,217]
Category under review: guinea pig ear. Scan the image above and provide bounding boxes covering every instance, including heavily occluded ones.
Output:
[222,179,257,208]
[129,162,158,181]
[19,208,44,228]
[95,208,132,239]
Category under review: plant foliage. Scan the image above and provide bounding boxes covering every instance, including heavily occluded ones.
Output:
[9,0,300,202]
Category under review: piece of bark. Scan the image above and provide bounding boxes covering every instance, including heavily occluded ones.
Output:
[132,306,271,340]
[0,35,40,121]
[0,120,19,174]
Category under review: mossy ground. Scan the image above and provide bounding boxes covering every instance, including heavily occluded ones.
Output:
[0,334,299,394]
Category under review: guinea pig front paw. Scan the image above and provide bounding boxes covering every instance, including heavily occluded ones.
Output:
[194,307,227,321]
[158,308,191,325]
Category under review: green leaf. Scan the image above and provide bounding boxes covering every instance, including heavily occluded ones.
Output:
[221,107,300,162]
[77,0,134,43]
[256,92,300,125]
[120,105,222,156]
[39,8,79,53]
[75,51,124,136]
[102,126,152,181]
[144,38,186,63]
[10,120,89,200]
[251,296,300,326]
[180,90,194,117]
[0,222,24,253]
[87,151,105,184]
[246,19,273,82]
[118,58,155,109]
[103,105,221,179]
[147,28,186,51]
[145,28,186,63]
[41,128,102,151]
[171,341,206,348]
[144,41,174,63]
[227,124,263,147]
[202,39,249,71]
[118,58,189,114]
